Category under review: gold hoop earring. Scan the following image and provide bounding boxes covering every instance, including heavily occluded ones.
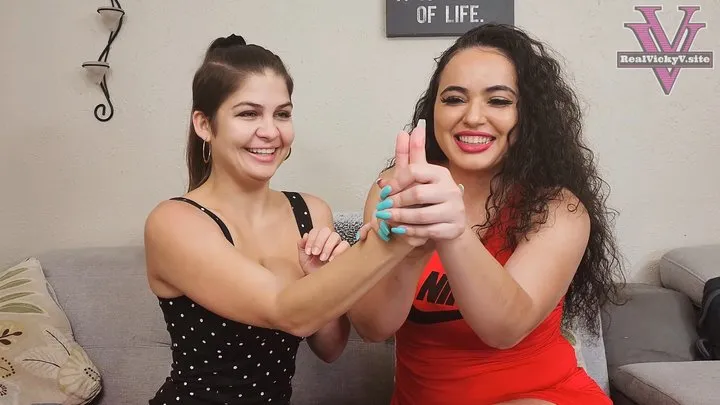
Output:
[284,148,292,161]
[202,140,211,163]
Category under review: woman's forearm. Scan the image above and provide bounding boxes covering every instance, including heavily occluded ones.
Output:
[436,228,532,348]
[347,248,432,342]
[275,232,415,337]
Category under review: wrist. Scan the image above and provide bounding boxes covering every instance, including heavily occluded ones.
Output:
[436,225,472,252]
[365,229,415,256]
[408,241,435,258]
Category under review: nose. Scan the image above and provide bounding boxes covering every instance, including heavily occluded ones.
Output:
[255,115,280,140]
[463,100,488,128]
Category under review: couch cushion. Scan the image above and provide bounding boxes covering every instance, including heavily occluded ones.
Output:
[37,246,170,404]
[660,244,720,306]
[612,361,720,405]
[602,283,698,371]
[0,258,102,404]
[292,329,395,404]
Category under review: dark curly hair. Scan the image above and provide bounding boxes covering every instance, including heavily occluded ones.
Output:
[386,24,625,336]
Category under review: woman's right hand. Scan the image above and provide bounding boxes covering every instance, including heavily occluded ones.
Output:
[374,120,466,242]
[357,126,432,248]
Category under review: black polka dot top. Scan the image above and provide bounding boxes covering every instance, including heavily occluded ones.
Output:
[150,191,313,405]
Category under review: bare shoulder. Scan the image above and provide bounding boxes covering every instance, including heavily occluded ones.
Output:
[144,198,215,241]
[519,188,590,247]
[144,198,233,271]
[297,192,334,228]
[547,188,590,226]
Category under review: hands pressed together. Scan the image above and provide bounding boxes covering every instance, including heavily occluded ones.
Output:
[296,120,468,274]
[359,120,467,248]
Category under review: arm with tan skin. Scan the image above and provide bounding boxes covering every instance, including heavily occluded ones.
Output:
[344,174,433,343]
[434,193,589,349]
[376,123,590,349]
[144,200,415,339]
[297,194,351,363]
[346,127,436,343]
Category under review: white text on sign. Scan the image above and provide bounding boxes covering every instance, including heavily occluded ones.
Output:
[416,5,483,24]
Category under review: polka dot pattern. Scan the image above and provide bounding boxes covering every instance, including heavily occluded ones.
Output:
[150,192,314,404]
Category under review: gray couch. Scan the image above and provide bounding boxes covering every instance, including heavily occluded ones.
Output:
[601,244,720,404]
[20,213,704,404]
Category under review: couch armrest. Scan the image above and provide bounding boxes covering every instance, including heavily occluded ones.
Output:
[612,361,720,405]
[602,283,698,373]
[660,244,720,307]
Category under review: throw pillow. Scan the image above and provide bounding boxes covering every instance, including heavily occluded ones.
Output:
[0,258,102,404]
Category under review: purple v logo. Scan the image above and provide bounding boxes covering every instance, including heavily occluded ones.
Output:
[617,6,713,95]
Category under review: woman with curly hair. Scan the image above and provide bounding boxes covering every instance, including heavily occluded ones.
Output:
[349,24,624,404]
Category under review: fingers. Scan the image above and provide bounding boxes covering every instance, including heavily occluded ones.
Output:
[297,231,309,250]
[354,221,375,243]
[302,227,353,263]
[328,241,351,262]
[304,227,330,255]
[408,119,427,165]
[378,164,441,199]
[394,131,411,170]
[376,184,445,211]
[319,232,342,261]
[375,203,450,225]
[389,223,461,240]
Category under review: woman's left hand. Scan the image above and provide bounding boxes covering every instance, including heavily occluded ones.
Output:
[297,227,350,275]
[375,122,466,241]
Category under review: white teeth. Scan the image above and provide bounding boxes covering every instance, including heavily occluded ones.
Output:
[457,136,492,144]
[247,148,276,155]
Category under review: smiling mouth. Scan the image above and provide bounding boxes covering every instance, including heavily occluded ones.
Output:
[246,148,277,156]
[455,135,495,144]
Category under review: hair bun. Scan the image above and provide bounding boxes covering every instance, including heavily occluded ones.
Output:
[209,34,247,51]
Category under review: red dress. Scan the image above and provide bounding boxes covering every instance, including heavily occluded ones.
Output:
[390,222,611,405]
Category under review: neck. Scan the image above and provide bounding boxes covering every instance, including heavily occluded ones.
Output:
[194,167,273,221]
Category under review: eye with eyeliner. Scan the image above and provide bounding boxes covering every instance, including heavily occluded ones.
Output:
[489,98,513,106]
[440,96,465,105]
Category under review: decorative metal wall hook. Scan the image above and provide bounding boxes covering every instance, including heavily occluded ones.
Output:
[81,0,125,122]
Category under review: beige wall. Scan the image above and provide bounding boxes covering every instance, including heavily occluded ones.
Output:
[1,0,718,282]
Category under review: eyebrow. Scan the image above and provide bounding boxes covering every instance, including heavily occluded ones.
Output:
[440,85,517,97]
[232,101,293,109]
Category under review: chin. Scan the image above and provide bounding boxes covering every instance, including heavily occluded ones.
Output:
[453,158,499,173]
[247,166,280,182]
[442,146,504,174]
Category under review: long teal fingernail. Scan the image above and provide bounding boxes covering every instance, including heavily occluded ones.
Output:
[378,220,391,242]
[376,198,393,211]
[391,226,406,235]
[354,230,360,242]
[379,220,389,234]
[380,185,392,200]
[375,210,392,220]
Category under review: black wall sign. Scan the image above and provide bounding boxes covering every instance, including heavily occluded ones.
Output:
[386,0,514,37]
